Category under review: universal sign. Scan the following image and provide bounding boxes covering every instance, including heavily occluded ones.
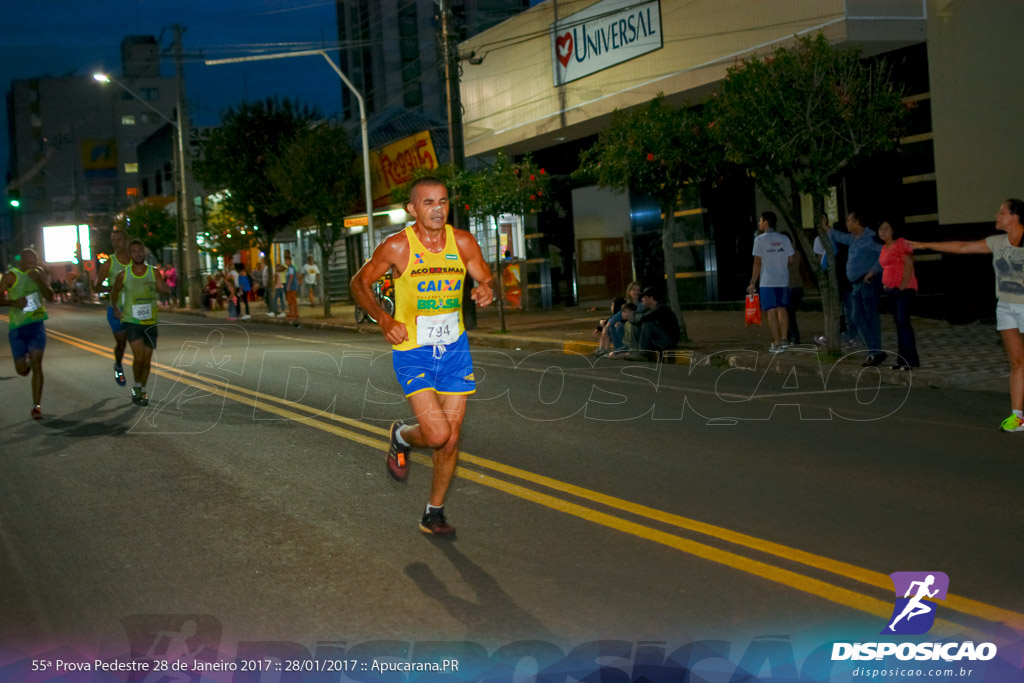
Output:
[551,0,662,86]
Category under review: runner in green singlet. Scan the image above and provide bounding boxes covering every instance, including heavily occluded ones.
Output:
[1,249,54,419]
[110,239,170,407]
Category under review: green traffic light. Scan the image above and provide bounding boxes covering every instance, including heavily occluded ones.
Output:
[9,198,20,208]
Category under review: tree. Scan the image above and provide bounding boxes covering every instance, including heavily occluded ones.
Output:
[193,97,319,268]
[459,151,551,332]
[199,203,258,263]
[114,202,176,263]
[268,122,361,316]
[710,33,907,354]
[577,95,721,343]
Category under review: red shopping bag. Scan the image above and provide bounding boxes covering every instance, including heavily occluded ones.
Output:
[745,294,761,325]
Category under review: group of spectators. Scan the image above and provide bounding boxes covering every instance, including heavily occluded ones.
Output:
[198,253,322,322]
[592,280,682,361]
[748,209,920,370]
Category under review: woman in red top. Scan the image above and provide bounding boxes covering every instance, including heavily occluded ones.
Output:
[878,219,919,369]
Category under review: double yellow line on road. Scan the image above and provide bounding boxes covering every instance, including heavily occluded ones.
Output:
[38,323,1024,636]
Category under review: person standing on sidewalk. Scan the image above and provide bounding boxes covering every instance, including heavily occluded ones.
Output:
[302,256,321,306]
[94,228,132,387]
[878,219,919,370]
[1,248,54,420]
[909,199,1024,432]
[831,212,885,366]
[110,239,170,407]
[351,176,494,537]
[285,255,300,320]
[747,211,795,352]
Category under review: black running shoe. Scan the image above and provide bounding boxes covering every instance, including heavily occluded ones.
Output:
[420,509,455,537]
[131,386,149,406]
[114,363,126,386]
[387,420,410,481]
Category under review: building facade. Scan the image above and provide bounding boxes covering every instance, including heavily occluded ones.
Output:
[458,0,1024,319]
[5,36,177,265]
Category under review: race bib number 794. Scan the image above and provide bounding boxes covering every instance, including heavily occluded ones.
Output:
[416,311,459,346]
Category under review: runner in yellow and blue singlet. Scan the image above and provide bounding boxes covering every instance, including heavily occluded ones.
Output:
[351,177,494,537]
[1,248,55,419]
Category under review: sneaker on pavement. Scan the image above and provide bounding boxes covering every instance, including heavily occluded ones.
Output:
[265,312,276,317]
[419,509,456,537]
[114,363,126,386]
[131,386,149,407]
[241,314,251,320]
[277,312,287,318]
[387,420,411,481]
[31,405,42,420]
[769,342,781,352]
[814,335,827,345]
[1000,414,1024,432]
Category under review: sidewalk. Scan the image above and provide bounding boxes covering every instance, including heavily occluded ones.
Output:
[183,299,1008,394]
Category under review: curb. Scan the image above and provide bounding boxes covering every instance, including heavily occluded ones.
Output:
[150,306,1003,393]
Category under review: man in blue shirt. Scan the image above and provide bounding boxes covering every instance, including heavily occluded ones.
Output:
[831,211,885,366]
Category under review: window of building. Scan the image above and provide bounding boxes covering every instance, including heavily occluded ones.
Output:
[140,87,160,101]
[126,187,138,197]
[125,163,138,174]
[122,115,136,126]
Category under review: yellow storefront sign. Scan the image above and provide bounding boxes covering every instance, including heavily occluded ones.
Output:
[370,131,438,205]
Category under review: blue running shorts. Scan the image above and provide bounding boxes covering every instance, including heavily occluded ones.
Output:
[9,321,46,358]
[107,305,125,334]
[392,332,475,397]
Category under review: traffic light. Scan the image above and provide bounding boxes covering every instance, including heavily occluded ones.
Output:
[7,189,20,208]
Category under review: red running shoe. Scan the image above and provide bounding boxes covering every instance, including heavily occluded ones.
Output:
[420,509,456,537]
[387,420,410,481]
[31,405,42,420]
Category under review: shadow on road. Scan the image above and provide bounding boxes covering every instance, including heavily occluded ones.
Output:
[404,542,555,642]
[28,397,138,446]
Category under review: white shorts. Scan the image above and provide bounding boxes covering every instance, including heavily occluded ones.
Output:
[995,301,1024,331]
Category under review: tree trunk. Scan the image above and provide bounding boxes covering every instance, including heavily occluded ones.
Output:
[493,215,506,333]
[318,239,335,318]
[661,208,688,342]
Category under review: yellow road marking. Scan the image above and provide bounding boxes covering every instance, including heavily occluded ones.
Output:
[35,323,1024,633]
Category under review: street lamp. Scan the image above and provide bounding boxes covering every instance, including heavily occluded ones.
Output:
[93,71,198,308]
[204,50,376,248]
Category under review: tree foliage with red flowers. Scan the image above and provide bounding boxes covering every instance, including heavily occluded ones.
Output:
[114,202,177,263]
[460,150,551,332]
[577,94,720,341]
[710,33,907,354]
[199,202,258,261]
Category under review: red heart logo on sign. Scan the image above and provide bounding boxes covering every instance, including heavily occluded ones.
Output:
[555,32,573,68]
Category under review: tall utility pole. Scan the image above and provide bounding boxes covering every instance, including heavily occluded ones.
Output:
[173,24,202,309]
[440,0,477,328]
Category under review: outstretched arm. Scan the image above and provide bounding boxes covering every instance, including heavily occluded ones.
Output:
[906,239,991,255]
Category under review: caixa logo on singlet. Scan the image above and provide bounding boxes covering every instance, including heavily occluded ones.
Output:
[883,571,949,635]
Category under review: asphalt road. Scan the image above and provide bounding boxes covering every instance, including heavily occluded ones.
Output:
[1,305,1022,676]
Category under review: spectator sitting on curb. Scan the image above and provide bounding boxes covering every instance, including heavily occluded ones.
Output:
[593,296,627,356]
[609,287,680,361]
[595,281,644,356]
